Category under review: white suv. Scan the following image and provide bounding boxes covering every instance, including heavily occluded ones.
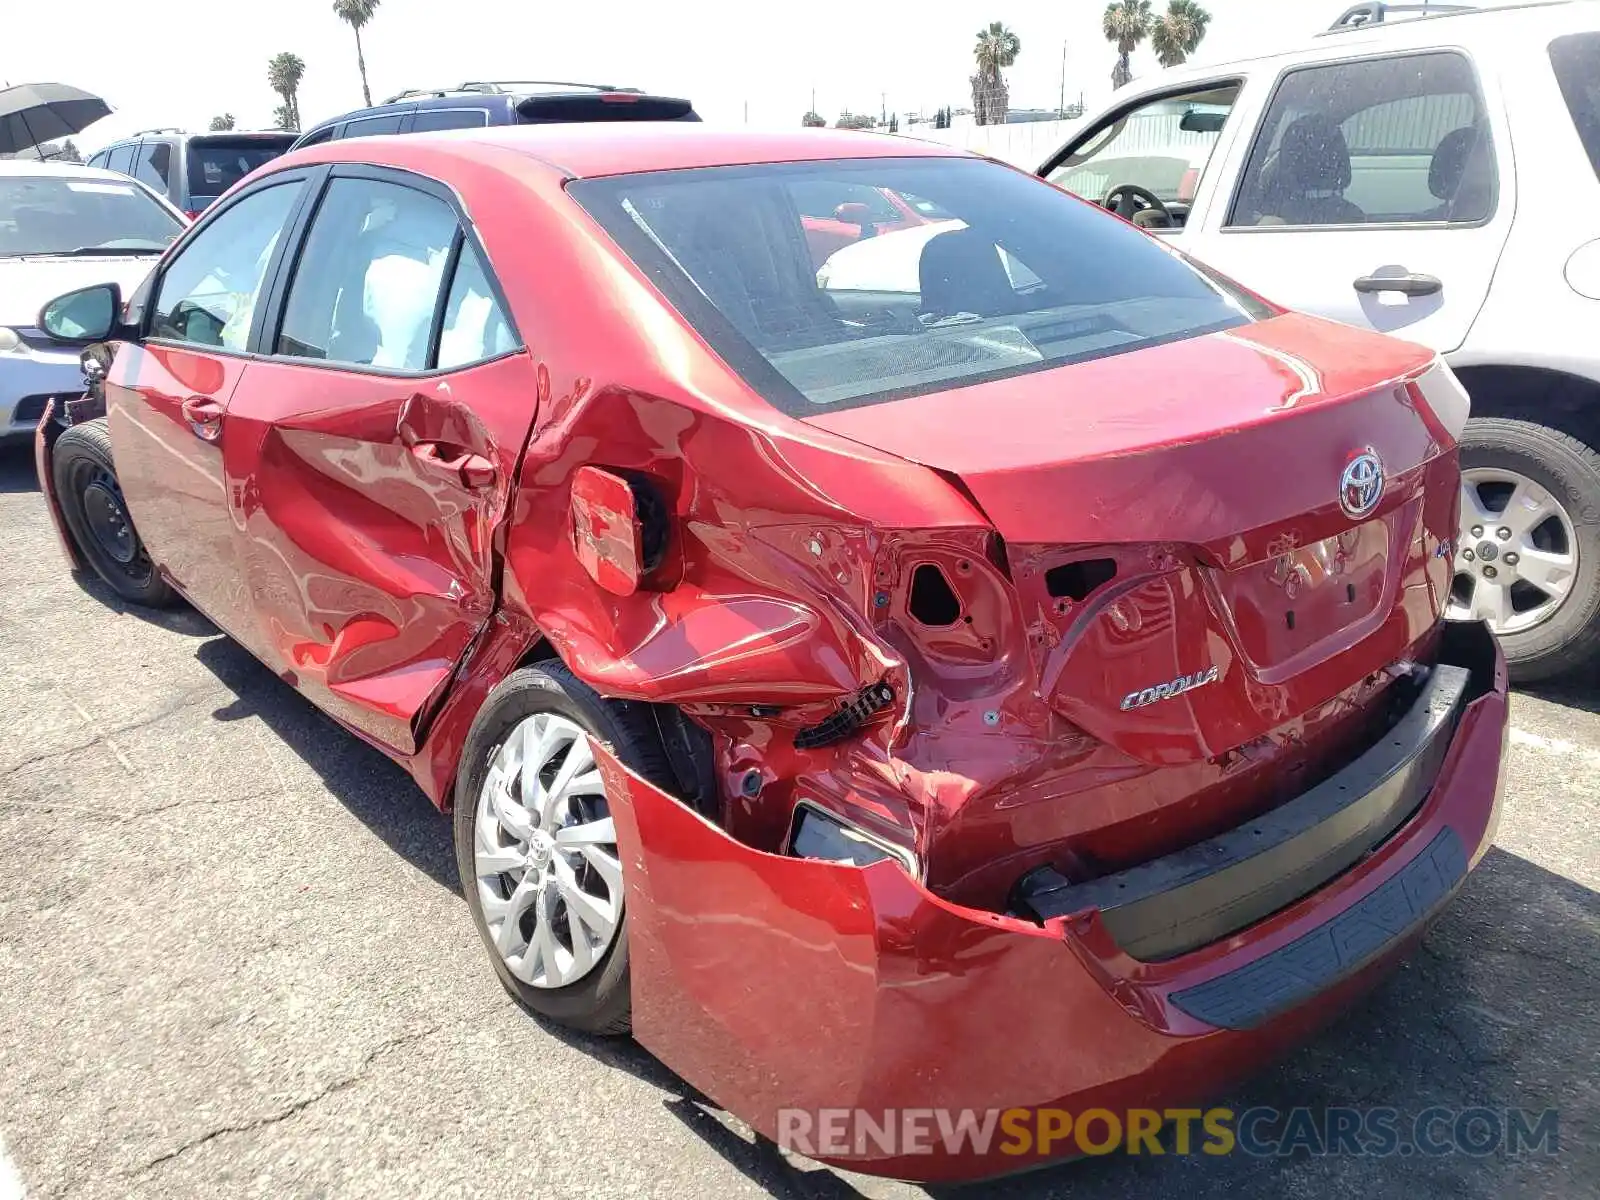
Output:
[1041,0,1600,684]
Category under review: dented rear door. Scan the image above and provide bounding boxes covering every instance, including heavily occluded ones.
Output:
[221,167,533,754]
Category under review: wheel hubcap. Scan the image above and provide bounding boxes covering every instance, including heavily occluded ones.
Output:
[473,713,622,989]
[1448,467,1579,635]
[82,476,137,565]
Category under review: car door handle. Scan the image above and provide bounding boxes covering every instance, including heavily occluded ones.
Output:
[410,440,496,489]
[180,395,224,441]
[1352,272,1442,297]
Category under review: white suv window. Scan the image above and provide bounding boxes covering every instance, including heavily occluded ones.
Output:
[1047,84,1239,223]
[1229,51,1495,228]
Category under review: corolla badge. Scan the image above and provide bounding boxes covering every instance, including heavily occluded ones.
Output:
[1120,665,1221,711]
[1339,448,1385,520]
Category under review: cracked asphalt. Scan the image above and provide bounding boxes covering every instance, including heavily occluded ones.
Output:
[0,443,1596,1200]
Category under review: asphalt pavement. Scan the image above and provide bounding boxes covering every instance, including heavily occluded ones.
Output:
[0,443,1595,1200]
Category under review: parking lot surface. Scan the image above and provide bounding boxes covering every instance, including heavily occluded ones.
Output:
[0,443,1595,1200]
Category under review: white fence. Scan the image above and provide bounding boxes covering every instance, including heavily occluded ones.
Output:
[899,118,1090,170]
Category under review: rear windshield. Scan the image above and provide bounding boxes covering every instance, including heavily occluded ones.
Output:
[1550,34,1600,181]
[185,138,295,202]
[572,157,1263,414]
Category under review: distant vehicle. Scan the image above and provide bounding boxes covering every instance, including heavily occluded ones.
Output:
[0,160,184,442]
[1038,0,1600,684]
[86,130,297,219]
[288,80,699,151]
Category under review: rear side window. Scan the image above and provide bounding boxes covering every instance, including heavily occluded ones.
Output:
[275,177,459,370]
[1550,34,1600,181]
[106,144,135,176]
[342,113,407,139]
[572,157,1263,414]
[133,141,172,190]
[1229,51,1495,227]
[412,107,490,132]
[151,183,301,349]
[436,241,518,368]
[186,139,292,204]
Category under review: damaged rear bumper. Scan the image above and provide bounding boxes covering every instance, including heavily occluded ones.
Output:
[595,621,1508,1183]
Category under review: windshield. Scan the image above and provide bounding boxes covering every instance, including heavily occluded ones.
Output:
[0,175,183,256]
[572,156,1266,414]
[186,139,294,203]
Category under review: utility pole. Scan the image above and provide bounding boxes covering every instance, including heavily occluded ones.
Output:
[1060,39,1068,118]
[881,92,887,125]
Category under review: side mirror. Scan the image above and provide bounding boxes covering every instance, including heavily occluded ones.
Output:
[39,282,124,345]
[833,201,876,235]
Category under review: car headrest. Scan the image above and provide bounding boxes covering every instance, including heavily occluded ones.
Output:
[918,227,1017,319]
[1429,125,1481,201]
[1275,114,1352,194]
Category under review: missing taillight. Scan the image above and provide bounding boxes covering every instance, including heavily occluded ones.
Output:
[909,564,961,626]
[1045,557,1117,602]
[793,681,895,750]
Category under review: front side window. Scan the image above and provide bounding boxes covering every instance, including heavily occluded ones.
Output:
[106,144,135,176]
[276,177,458,370]
[573,157,1264,414]
[0,175,184,257]
[1549,33,1600,182]
[1229,52,1495,227]
[1048,84,1239,221]
[151,182,301,349]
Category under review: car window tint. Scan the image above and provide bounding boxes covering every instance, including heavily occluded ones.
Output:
[151,183,300,350]
[276,177,457,370]
[789,181,902,224]
[412,107,490,133]
[1048,85,1239,217]
[133,141,172,190]
[1549,33,1600,182]
[87,151,110,169]
[573,157,1266,415]
[1229,52,1494,227]
[106,144,135,176]
[343,114,406,139]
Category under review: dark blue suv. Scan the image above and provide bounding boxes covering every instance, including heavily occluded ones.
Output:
[289,80,698,149]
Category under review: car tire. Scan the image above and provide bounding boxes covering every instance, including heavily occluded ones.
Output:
[1453,417,1600,684]
[51,418,178,608]
[453,659,675,1035]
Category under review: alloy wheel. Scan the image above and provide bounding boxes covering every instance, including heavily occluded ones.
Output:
[1448,466,1579,635]
[473,713,624,989]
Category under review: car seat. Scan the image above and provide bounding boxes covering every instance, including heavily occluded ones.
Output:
[1423,125,1494,222]
[918,227,1019,319]
[1257,114,1365,226]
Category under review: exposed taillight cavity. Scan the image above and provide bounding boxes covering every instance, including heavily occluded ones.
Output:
[908,563,961,626]
[1045,557,1117,603]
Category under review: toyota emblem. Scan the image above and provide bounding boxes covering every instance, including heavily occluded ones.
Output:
[1339,448,1385,520]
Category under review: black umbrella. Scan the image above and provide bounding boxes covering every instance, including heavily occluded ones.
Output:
[0,83,112,156]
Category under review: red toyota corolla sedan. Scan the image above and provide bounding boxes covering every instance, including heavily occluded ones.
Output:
[33,125,1507,1181]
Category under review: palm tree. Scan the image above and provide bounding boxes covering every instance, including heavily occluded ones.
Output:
[209,114,236,131]
[332,0,380,108]
[1151,0,1212,68]
[971,21,1021,125]
[1103,0,1153,89]
[267,52,306,131]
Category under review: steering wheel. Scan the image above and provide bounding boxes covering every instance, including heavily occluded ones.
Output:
[1101,183,1174,227]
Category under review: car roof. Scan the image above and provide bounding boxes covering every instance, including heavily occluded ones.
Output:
[282,122,970,181]
[1136,0,1599,86]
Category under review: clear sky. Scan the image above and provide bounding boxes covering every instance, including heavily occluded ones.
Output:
[9,1,1337,152]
